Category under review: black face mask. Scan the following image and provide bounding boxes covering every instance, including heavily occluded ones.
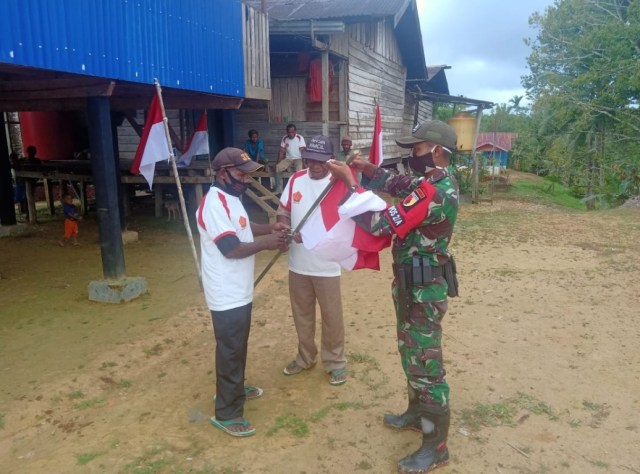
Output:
[408,149,436,174]
[218,170,249,197]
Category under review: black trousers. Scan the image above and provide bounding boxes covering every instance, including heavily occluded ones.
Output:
[211,303,252,421]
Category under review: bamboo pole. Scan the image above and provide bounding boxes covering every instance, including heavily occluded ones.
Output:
[153,79,202,283]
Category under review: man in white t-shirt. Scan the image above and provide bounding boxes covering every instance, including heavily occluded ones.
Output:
[277,135,348,386]
[275,123,306,194]
[196,147,289,438]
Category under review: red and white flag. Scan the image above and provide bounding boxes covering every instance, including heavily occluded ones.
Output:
[177,113,209,167]
[130,93,170,188]
[369,103,383,166]
[300,178,391,271]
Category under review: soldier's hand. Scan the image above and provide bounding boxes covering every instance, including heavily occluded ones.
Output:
[326,160,356,186]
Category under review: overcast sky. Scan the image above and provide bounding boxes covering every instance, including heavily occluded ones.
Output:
[417,0,555,107]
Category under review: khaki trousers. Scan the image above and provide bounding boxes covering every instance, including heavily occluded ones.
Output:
[289,270,346,372]
[275,159,304,193]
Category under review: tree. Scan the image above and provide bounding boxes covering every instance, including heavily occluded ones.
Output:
[522,0,640,207]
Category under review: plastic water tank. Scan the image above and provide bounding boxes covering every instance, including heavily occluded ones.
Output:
[447,112,477,152]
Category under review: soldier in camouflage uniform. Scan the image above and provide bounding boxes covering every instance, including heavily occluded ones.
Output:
[326,120,459,473]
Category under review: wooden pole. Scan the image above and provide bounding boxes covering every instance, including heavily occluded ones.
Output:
[322,48,329,136]
[153,80,202,283]
[471,106,484,204]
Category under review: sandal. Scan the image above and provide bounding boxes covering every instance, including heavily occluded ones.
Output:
[329,368,347,385]
[210,416,256,437]
[213,386,264,402]
[244,386,264,400]
[283,360,315,376]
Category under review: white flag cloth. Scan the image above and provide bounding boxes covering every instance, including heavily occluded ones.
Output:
[300,181,391,270]
[130,94,170,189]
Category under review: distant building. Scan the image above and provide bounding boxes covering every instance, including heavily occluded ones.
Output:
[476,132,518,168]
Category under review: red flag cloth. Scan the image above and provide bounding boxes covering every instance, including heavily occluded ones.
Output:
[177,113,209,167]
[300,179,391,271]
[369,103,383,166]
[130,93,170,188]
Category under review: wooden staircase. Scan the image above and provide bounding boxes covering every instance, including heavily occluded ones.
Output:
[245,177,280,223]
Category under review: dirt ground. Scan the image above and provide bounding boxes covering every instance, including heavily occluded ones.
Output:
[1,172,639,474]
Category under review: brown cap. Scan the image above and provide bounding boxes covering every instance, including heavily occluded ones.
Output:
[301,135,334,162]
[341,136,353,144]
[212,147,262,172]
[395,120,457,150]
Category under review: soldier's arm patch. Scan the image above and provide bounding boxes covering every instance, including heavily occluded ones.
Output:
[383,180,436,238]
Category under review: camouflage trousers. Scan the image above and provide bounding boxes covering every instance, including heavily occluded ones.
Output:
[392,278,450,413]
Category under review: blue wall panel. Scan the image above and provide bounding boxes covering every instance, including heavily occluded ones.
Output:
[0,0,245,97]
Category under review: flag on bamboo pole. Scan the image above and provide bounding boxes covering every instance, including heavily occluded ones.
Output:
[300,177,391,271]
[369,103,383,166]
[177,113,209,167]
[130,93,170,188]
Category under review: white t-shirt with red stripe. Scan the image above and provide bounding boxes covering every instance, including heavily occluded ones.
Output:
[280,134,306,160]
[280,170,341,277]
[196,186,255,311]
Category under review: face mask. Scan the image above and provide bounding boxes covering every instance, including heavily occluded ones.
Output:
[219,170,249,196]
[408,146,436,174]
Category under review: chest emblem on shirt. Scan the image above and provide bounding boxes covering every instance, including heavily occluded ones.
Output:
[239,216,247,228]
[293,191,303,203]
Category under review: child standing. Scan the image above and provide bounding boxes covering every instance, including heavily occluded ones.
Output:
[60,193,81,246]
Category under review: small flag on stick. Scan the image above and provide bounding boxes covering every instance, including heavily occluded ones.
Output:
[177,113,209,167]
[130,93,170,188]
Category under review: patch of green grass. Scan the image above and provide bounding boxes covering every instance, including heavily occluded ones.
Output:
[349,351,379,366]
[118,379,131,388]
[143,344,163,356]
[590,460,609,469]
[582,400,610,428]
[356,460,373,470]
[0,412,4,429]
[67,390,85,400]
[266,414,309,438]
[509,179,585,210]
[460,393,559,433]
[459,402,514,431]
[74,397,106,410]
[311,401,367,423]
[76,451,106,465]
[513,392,557,419]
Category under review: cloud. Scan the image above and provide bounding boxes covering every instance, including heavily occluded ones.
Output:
[417,0,554,105]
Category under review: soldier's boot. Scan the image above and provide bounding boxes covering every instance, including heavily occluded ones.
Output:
[384,383,421,432]
[397,412,450,474]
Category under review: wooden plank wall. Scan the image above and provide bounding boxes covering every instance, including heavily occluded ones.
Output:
[346,20,408,161]
[243,4,271,99]
[234,99,341,161]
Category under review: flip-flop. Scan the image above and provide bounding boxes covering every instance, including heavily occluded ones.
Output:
[213,386,264,402]
[210,416,256,437]
[244,386,264,400]
[329,368,347,385]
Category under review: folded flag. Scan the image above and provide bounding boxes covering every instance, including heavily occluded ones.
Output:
[301,179,391,270]
[130,93,170,188]
[177,113,209,167]
[369,103,383,166]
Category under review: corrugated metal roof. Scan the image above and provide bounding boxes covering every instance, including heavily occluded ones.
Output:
[476,133,518,152]
[0,0,245,98]
[246,0,411,23]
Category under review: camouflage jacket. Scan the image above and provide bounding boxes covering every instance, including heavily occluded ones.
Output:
[355,167,459,266]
